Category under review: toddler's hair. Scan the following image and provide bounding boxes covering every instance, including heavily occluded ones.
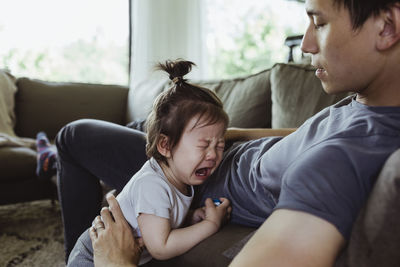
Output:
[145,59,229,164]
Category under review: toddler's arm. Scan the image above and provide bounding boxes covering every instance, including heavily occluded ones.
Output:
[137,198,231,260]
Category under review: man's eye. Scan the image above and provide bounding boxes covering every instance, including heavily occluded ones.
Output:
[313,21,326,29]
[311,16,326,30]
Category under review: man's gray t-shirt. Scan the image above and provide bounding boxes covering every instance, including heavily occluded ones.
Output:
[197,95,400,239]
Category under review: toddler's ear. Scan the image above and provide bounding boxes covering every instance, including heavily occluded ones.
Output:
[157,134,171,158]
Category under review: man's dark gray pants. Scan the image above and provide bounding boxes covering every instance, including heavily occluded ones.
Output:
[56,119,147,261]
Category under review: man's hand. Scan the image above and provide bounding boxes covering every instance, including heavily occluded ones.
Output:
[89,193,144,267]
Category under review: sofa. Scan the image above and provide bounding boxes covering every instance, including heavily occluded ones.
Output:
[0,61,399,266]
[0,71,129,205]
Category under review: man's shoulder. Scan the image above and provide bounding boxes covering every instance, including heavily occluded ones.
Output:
[299,95,400,142]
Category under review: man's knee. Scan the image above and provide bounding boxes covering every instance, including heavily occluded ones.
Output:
[56,119,97,152]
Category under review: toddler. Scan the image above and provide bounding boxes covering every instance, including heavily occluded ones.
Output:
[67,59,231,266]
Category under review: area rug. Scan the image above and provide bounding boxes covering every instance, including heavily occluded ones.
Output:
[0,200,65,267]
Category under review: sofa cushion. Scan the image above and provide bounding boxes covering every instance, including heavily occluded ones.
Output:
[143,223,256,267]
[335,148,400,267]
[126,73,170,122]
[195,68,272,128]
[0,146,36,183]
[270,63,349,128]
[15,78,129,139]
[0,70,17,136]
[127,69,272,129]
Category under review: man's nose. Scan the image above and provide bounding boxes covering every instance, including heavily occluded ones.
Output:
[301,26,318,55]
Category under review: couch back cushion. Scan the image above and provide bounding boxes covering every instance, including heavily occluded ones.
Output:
[127,69,272,129]
[270,63,350,128]
[126,73,170,123]
[15,78,128,139]
[195,69,272,128]
[0,70,17,136]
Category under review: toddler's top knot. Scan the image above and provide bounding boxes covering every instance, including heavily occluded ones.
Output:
[157,59,195,87]
[171,76,183,84]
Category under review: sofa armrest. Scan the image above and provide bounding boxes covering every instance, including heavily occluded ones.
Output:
[225,127,296,142]
[14,78,129,139]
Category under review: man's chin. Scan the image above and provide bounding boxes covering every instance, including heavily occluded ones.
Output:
[322,84,352,95]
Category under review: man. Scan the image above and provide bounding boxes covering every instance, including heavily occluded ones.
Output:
[90,194,142,267]
[231,0,400,266]
[59,0,400,266]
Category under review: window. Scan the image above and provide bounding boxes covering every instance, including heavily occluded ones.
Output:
[205,0,306,79]
[0,0,129,85]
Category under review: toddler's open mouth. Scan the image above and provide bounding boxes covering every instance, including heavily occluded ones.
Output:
[195,167,211,177]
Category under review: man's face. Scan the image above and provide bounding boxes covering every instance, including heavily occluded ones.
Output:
[301,0,382,94]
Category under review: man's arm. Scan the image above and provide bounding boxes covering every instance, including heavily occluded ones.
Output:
[229,209,345,267]
[225,128,296,142]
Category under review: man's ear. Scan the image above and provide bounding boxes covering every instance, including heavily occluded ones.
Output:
[377,3,400,50]
[157,134,171,158]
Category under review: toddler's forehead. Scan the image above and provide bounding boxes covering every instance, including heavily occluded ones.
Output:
[187,117,226,132]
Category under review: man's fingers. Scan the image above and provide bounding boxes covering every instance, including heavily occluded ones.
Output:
[93,216,103,226]
[106,193,125,224]
[89,226,98,241]
[100,207,113,228]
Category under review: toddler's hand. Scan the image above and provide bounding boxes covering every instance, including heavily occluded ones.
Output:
[189,207,206,225]
[203,197,231,230]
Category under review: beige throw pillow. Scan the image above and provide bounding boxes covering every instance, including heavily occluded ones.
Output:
[270,63,349,128]
[195,69,272,128]
[0,70,17,136]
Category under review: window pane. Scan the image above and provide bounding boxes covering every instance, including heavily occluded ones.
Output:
[0,0,129,85]
[206,0,307,79]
